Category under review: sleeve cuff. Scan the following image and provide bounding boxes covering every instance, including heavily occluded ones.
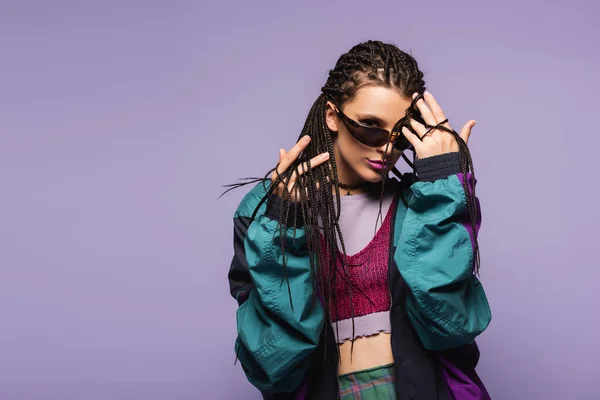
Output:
[265,194,305,228]
[415,152,461,182]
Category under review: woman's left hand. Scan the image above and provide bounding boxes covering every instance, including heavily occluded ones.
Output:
[401,91,476,159]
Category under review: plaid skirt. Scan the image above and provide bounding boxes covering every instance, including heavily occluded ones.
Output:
[338,363,397,400]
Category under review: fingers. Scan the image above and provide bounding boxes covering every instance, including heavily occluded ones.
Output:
[408,93,449,141]
[271,136,309,184]
[271,136,330,199]
[459,120,476,144]
[285,152,330,200]
[409,116,426,139]
[402,92,474,159]
[412,92,437,128]
[279,135,311,173]
[422,92,451,130]
[271,148,287,183]
[289,152,330,184]
[401,126,422,149]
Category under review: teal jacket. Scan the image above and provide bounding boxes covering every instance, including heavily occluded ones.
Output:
[227,152,492,398]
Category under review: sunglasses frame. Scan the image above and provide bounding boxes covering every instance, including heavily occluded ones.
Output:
[333,93,426,151]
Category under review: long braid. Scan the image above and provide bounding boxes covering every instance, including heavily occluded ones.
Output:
[223,40,481,365]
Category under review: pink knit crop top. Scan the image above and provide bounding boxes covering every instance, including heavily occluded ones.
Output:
[318,197,397,343]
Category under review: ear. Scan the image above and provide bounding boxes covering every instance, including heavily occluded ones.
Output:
[325,101,339,133]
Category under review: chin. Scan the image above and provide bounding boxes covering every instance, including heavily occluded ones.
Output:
[361,169,387,183]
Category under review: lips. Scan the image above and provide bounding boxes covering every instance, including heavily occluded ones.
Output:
[367,159,388,170]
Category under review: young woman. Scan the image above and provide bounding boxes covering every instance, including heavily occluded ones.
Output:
[226,40,492,400]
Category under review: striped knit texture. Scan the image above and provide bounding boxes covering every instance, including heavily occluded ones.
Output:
[318,200,396,323]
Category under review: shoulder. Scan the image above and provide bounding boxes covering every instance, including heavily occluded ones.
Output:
[234,180,271,219]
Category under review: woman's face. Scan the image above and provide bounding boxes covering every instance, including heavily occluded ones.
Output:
[325,85,412,185]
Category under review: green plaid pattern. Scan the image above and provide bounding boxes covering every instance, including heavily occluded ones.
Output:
[338,363,397,400]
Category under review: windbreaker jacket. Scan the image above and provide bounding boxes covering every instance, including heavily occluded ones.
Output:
[227,152,492,399]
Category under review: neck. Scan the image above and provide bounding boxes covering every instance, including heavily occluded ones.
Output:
[331,146,386,195]
[338,181,386,196]
[332,152,367,194]
[337,181,368,196]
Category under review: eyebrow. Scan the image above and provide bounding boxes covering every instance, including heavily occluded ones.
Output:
[354,113,387,125]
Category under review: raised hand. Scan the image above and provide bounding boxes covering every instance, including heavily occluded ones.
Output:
[271,136,330,201]
[401,91,476,159]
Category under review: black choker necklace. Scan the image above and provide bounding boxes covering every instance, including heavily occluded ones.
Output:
[338,181,370,196]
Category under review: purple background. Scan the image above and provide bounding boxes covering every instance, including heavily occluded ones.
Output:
[1,1,598,399]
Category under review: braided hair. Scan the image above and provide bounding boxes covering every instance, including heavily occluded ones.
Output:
[222,40,480,356]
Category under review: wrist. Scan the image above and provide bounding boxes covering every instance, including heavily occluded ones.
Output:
[414,152,461,182]
[265,194,305,228]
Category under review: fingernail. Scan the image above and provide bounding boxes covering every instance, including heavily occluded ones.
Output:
[472,120,477,126]
[321,152,330,160]
[303,136,311,143]
[412,92,418,99]
[424,91,431,97]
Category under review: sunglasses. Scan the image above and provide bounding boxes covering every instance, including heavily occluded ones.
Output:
[334,94,426,151]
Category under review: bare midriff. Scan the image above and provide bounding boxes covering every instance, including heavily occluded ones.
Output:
[336,332,394,375]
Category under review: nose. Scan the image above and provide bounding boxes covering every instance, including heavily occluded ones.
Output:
[376,139,395,157]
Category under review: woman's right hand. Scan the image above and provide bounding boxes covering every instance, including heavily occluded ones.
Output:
[271,135,330,202]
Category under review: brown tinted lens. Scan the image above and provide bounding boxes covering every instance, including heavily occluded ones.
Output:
[347,125,390,147]
[392,118,412,150]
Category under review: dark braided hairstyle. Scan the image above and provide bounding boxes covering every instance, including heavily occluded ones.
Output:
[222,40,480,356]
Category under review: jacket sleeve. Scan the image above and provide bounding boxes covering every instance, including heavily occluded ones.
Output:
[395,152,492,351]
[227,181,325,393]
